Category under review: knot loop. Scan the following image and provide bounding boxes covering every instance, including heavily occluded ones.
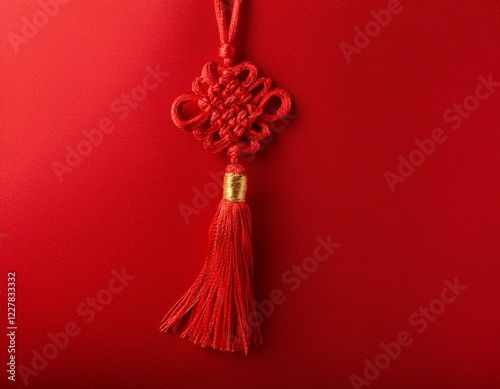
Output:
[171,60,292,164]
[219,44,235,61]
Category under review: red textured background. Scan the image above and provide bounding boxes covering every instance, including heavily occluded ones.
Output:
[1,1,499,388]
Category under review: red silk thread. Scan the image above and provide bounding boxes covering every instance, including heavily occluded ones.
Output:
[161,0,292,354]
[215,0,241,66]
[171,0,292,166]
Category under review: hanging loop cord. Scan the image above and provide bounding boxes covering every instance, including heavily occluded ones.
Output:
[215,0,242,67]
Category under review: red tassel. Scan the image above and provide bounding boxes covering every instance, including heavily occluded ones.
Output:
[161,0,291,354]
[160,164,262,354]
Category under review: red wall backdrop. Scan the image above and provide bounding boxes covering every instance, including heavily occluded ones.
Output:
[1,1,499,388]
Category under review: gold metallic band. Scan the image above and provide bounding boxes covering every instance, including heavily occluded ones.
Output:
[223,173,247,202]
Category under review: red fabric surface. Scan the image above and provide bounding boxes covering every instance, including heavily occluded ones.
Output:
[1,1,499,388]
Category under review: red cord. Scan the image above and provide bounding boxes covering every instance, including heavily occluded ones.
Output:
[171,0,291,166]
[171,61,292,165]
[214,0,242,66]
[162,0,293,354]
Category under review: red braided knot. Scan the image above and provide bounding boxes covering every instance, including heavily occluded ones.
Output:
[171,60,292,164]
